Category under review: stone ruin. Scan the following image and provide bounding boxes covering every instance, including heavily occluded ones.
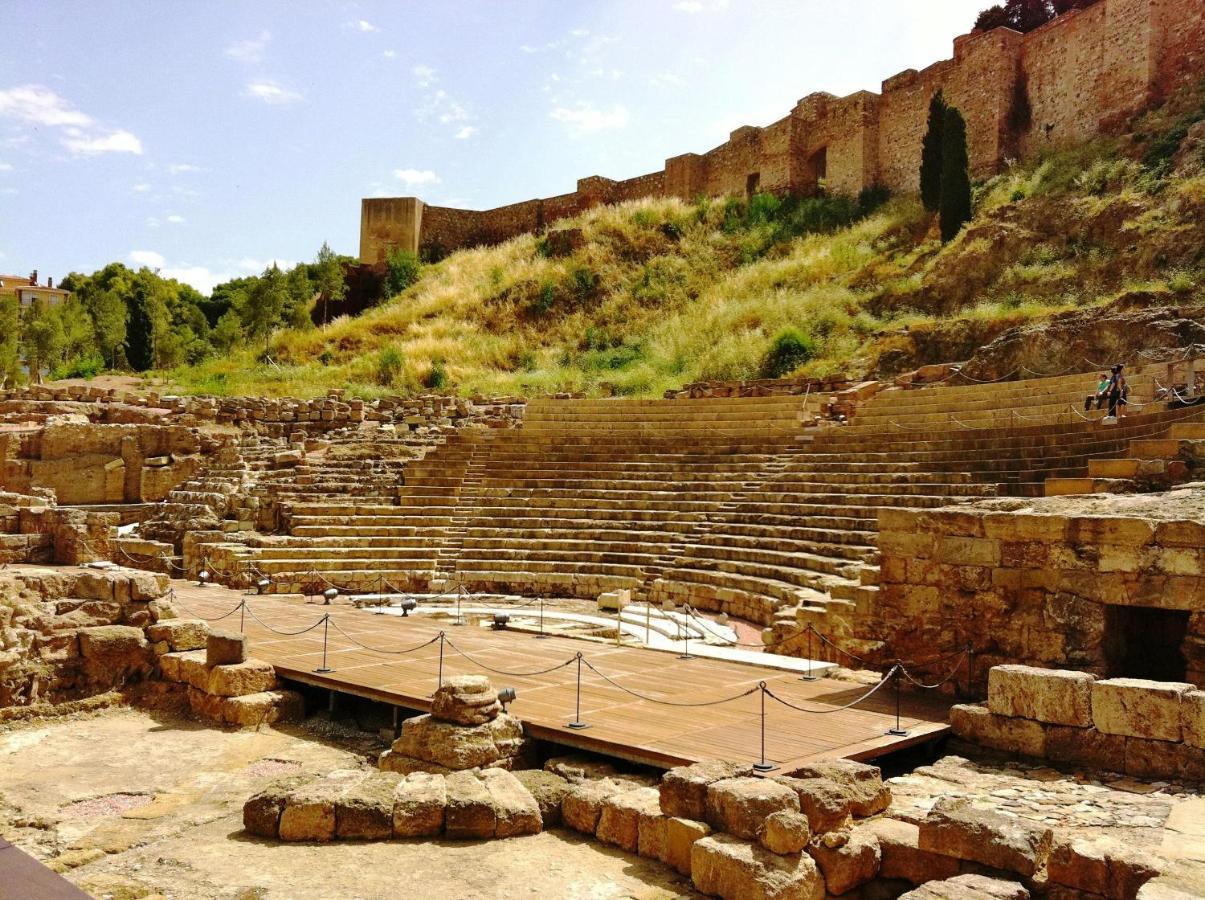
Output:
[378,675,528,774]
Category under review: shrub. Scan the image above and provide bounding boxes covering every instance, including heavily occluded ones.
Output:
[50,354,104,381]
[385,248,421,296]
[424,357,448,390]
[531,281,557,316]
[1010,188,1027,202]
[857,184,891,215]
[570,265,598,299]
[747,192,782,226]
[1167,270,1196,294]
[760,327,816,378]
[376,345,404,387]
[318,349,334,366]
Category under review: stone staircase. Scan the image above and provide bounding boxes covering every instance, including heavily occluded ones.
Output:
[1045,421,1205,495]
[207,361,1205,641]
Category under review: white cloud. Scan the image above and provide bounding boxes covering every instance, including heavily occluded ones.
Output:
[0,84,92,127]
[146,216,160,228]
[132,182,152,193]
[382,50,397,59]
[454,125,478,140]
[236,257,296,274]
[0,162,11,173]
[0,85,143,157]
[129,250,166,269]
[0,187,17,195]
[62,128,143,156]
[244,81,303,105]
[167,162,201,174]
[569,28,590,37]
[651,71,686,88]
[161,266,227,293]
[393,168,440,186]
[227,31,271,64]
[166,214,185,224]
[550,103,629,135]
[519,44,538,54]
[351,19,379,32]
[412,64,437,87]
[674,0,728,10]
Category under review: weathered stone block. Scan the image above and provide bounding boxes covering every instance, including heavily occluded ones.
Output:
[808,826,881,895]
[786,759,890,817]
[1043,724,1127,773]
[429,674,502,725]
[279,771,365,842]
[159,649,205,683]
[243,776,307,839]
[691,833,825,900]
[145,618,209,652]
[206,630,247,666]
[660,760,752,819]
[1092,678,1191,742]
[864,817,960,885]
[950,704,1047,757]
[562,780,622,835]
[772,776,852,834]
[1047,836,1161,899]
[705,776,800,841]
[392,771,446,838]
[222,690,304,727]
[665,817,711,876]
[443,770,495,840]
[206,659,277,697]
[759,810,811,855]
[481,767,541,838]
[391,712,525,770]
[918,798,1052,878]
[78,624,151,686]
[597,787,660,852]
[900,873,1031,899]
[335,772,400,840]
[1181,690,1205,750]
[512,769,569,827]
[987,665,1094,727]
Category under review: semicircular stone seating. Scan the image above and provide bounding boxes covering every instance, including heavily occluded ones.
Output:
[226,359,1205,634]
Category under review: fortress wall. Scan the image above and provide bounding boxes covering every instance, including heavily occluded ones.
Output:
[1156,0,1205,98]
[1020,0,1161,156]
[362,0,1205,260]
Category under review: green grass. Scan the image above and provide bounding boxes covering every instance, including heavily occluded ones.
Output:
[162,89,1205,399]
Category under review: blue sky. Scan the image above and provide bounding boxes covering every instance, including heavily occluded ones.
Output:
[0,0,984,294]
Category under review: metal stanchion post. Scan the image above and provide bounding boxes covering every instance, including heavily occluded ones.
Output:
[801,625,818,681]
[314,614,334,674]
[645,602,651,645]
[566,653,589,730]
[536,598,549,639]
[454,586,463,626]
[887,665,908,737]
[239,599,246,634]
[678,609,693,661]
[753,682,775,772]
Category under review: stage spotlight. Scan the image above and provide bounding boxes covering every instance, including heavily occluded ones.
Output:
[497,687,517,711]
[323,587,339,605]
[197,569,210,587]
[399,598,417,617]
[256,577,271,595]
[492,612,510,630]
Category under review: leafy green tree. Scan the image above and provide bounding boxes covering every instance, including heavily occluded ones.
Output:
[240,264,288,351]
[314,241,347,326]
[90,288,128,367]
[125,268,170,371]
[211,309,244,353]
[21,298,65,384]
[0,296,20,387]
[920,91,947,212]
[940,106,973,243]
[760,327,816,379]
[285,265,315,329]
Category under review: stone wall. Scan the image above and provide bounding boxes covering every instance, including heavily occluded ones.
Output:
[851,487,1205,692]
[360,0,1205,261]
[953,664,1205,781]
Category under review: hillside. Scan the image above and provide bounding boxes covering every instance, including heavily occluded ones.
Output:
[164,88,1205,400]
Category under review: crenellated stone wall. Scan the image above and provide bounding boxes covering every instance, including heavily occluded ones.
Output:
[360,0,1205,261]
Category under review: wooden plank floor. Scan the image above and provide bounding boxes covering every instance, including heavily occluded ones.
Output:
[174,582,952,772]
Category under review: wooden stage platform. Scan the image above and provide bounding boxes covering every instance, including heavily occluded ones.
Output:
[174,583,952,773]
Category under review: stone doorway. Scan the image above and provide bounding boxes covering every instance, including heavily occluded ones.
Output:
[1103,605,1189,681]
[745,172,760,196]
[802,146,827,194]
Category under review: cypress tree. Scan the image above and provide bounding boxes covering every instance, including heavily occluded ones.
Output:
[940,106,972,243]
[125,279,155,371]
[919,91,947,212]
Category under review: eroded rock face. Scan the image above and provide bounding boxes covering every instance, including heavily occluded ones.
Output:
[758,810,811,856]
[807,826,880,895]
[987,665,1095,727]
[660,760,753,820]
[1047,836,1161,899]
[772,777,852,835]
[1092,678,1191,742]
[899,873,1030,900]
[392,771,446,838]
[596,787,661,853]
[786,760,891,818]
[512,769,570,827]
[78,625,152,686]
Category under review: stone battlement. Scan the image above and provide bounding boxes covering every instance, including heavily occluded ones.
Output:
[360,0,1205,262]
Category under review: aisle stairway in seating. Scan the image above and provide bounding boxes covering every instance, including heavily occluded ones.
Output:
[219,359,1205,635]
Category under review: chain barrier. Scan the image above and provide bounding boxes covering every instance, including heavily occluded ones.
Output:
[242,603,329,637]
[763,664,898,714]
[580,656,762,707]
[327,620,443,656]
[897,652,970,691]
[442,635,578,677]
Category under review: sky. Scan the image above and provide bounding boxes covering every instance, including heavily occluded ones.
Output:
[0,0,986,295]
